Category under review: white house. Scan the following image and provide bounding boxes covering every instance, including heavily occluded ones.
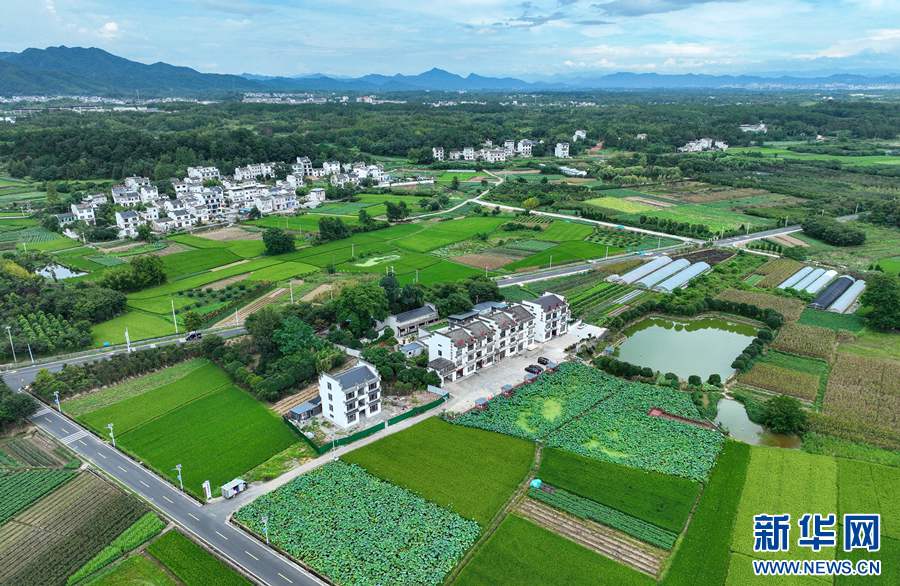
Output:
[83,193,108,207]
[462,147,476,161]
[234,162,275,181]
[293,156,314,177]
[559,166,587,177]
[678,138,728,152]
[111,187,141,207]
[186,166,221,181]
[739,123,767,133]
[432,147,444,161]
[323,161,342,176]
[522,292,570,343]
[115,210,141,238]
[554,142,570,158]
[70,203,95,224]
[572,129,587,142]
[318,361,382,428]
[517,140,533,157]
[377,303,440,343]
[303,187,326,209]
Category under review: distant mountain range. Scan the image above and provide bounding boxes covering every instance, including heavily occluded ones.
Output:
[2,46,900,97]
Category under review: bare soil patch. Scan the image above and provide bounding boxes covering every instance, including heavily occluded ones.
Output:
[301,283,333,302]
[772,234,808,247]
[210,259,249,272]
[468,175,489,182]
[455,253,515,270]
[205,273,250,290]
[199,226,262,241]
[150,243,190,257]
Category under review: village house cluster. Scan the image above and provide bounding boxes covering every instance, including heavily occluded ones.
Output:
[678,138,729,153]
[432,138,534,163]
[54,155,405,238]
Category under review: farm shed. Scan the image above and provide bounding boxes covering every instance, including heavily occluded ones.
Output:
[653,262,711,293]
[809,275,855,310]
[635,258,690,289]
[778,266,813,289]
[827,279,866,313]
[615,255,672,285]
[804,269,837,294]
[400,341,425,357]
[791,267,825,291]
[288,397,322,422]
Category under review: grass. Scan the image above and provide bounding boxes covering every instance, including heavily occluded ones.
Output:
[78,362,231,435]
[662,441,750,586]
[90,310,178,346]
[245,261,317,281]
[533,221,595,242]
[728,145,900,166]
[798,308,866,332]
[397,259,484,285]
[838,329,900,361]
[537,447,700,533]
[802,432,900,468]
[161,248,242,279]
[62,358,209,417]
[126,258,282,298]
[586,196,654,213]
[244,443,315,482]
[455,514,654,586]
[118,383,298,497]
[795,222,900,272]
[619,204,769,233]
[147,530,250,585]
[342,417,534,526]
[393,217,506,252]
[83,554,177,586]
[505,240,618,271]
[731,447,837,562]
[837,458,900,540]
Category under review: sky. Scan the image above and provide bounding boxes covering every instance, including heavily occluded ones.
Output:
[3,0,900,78]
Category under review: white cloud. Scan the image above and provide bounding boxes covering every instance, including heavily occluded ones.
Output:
[814,28,900,58]
[98,21,120,39]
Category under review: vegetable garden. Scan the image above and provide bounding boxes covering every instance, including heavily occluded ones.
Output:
[234,461,480,586]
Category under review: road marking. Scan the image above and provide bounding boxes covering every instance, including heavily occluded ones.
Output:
[215,530,229,540]
[35,407,51,415]
[139,480,150,488]
[78,440,87,446]
[117,465,128,473]
[97,452,107,459]
[278,573,294,583]
[163,495,174,504]
[188,513,200,521]
[60,429,90,445]
[245,550,259,561]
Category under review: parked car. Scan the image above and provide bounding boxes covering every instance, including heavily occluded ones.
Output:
[525,364,543,375]
[184,331,203,342]
[537,356,550,366]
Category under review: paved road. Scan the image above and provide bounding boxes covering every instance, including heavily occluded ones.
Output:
[28,404,324,586]
[713,213,860,247]
[2,326,245,389]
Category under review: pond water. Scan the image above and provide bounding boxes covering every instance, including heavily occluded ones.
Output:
[715,398,801,448]
[615,316,757,380]
[35,263,86,280]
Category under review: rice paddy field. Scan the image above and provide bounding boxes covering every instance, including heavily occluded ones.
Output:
[794,221,900,271]
[728,146,900,167]
[71,361,298,498]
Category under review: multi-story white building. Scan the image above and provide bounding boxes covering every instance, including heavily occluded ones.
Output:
[318,361,382,428]
[432,147,444,161]
[739,123,767,133]
[139,184,160,204]
[83,193,108,207]
[303,188,326,209]
[448,150,463,161]
[462,147,476,161]
[480,148,508,163]
[234,162,275,181]
[123,176,151,190]
[323,161,341,176]
[115,210,141,238]
[376,303,440,343]
[186,166,221,181]
[292,156,314,177]
[111,187,141,207]
[517,139,533,157]
[70,203,95,224]
[522,293,570,343]
[554,142,570,158]
[678,138,728,152]
[503,140,516,157]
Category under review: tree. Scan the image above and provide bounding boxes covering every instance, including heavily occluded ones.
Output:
[247,206,262,220]
[380,273,401,312]
[137,223,153,242]
[399,284,424,312]
[262,227,295,255]
[245,306,284,365]
[183,311,203,332]
[385,201,409,221]
[762,395,808,434]
[358,208,373,227]
[318,216,350,242]
[272,316,324,355]
[707,373,722,386]
[860,273,900,331]
[466,276,502,304]
[335,282,389,338]
[523,197,540,211]
[451,176,460,190]
[688,374,702,386]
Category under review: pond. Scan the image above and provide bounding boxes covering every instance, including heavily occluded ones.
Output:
[35,263,86,280]
[715,398,801,448]
[615,316,757,380]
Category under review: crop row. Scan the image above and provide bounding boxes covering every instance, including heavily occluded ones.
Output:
[235,462,480,586]
[715,289,805,322]
[570,283,629,314]
[772,322,836,360]
[755,257,804,287]
[738,362,819,401]
[0,469,75,525]
[528,487,677,549]
[0,437,62,467]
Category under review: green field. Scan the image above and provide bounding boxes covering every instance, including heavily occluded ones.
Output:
[586,196,654,213]
[337,250,440,276]
[397,259,484,284]
[798,308,865,332]
[161,248,242,278]
[147,530,250,586]
[729,146,900,167]
[438,171,478,182]
[248,213,360,232]
[127,257,282,299]
[84,554,177,586]
[505,240,621,271]
[74,363,297,497]
[245,261,317,281]
[795,222,900,271]
[343,418,534,525]
[394,217,506,252]
[91,310,178,345]
[456,514,654,586]
[533,220,595,242]
[619,203,769,233]
[538,448,699,533]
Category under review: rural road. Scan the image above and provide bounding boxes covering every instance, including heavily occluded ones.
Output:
[27,404,325,586]
[713,213,860,247]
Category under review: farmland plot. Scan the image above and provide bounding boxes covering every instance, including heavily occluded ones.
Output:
[754,258,804,288]
[738,362,820,401]
[772,322,836,360]
[0,469,75,525]
[837,459,900,541]
[235,462,479,586]
[715,289,805,322]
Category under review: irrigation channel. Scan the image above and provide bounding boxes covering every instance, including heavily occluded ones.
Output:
[614,316,757,380]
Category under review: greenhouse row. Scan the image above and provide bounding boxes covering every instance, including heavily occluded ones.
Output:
[608,255,711,293]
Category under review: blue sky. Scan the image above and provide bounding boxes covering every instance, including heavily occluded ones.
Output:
[4,1,900,77]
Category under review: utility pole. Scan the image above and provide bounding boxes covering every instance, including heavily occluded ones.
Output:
[351,243,355,258]
[125,328,131,353]
[415,269,419,283]
[171,299,179,335]
[5,326,16,363]
[234,310,239,327]
[27,343,34,365]
[605,245,609,259]
[548,255,552,270]
[261,515,270,544]
[290,281,294,304]
[107,423,116,447]
[54,391,61,413]
[174,464,184,491]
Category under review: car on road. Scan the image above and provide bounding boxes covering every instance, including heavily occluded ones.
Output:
[525,364,543,375]
[184,331,203,342]
[537,356,550,366]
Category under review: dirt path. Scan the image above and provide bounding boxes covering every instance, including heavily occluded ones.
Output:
[212,288,287,328]
[270,383,319,416]
[300,283,332,303]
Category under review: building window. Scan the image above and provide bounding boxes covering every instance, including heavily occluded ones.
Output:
[327,382,332,390]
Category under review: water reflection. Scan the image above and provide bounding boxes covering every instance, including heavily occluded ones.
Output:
[35,263,86,280]
[715,398,801,448]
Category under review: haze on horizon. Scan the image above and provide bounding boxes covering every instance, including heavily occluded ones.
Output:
[4,0,900,79]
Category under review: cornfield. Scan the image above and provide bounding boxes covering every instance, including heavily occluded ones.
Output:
[716,289,805,322]
[772,323,836,360]
[738,362,819,401]
[756,258,804,287]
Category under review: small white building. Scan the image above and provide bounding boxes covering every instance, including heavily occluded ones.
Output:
[554,142,570,158]
[319,361,382,428]
[377,303,440,343]
[522,293,570,343]
[517,140,533,157]
[572,129,587,142]
[739,123,767,133]
[432,147,445,161]
[323,161,342,176]
[187,166,221,181]
[234,162,275,181]
[303,187,326,209]
[462,147,476,161]
[115,210,141,238]
[70,203,95,224]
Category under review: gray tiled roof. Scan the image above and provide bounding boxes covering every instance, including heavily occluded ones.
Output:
[394,305,437,324]
[428,358,456,372]
[334,364,378,388]
[533,294,566,311]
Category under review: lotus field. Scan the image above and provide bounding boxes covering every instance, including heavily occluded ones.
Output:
[234,462,480,586]
[451,363,723,481]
